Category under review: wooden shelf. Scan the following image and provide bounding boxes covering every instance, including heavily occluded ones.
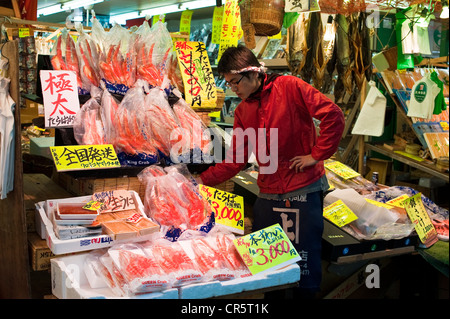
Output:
[365,143,449,182]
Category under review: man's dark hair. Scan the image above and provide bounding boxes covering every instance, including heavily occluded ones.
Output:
[217,45,261,76]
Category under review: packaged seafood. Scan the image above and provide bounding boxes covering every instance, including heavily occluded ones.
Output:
[108,244,174,294]
[57,202,99,220]
[102,221,138,241]
[141,239,203,288]
[127,218,159,236]
[186,237,236,282]
[93,212,116,224]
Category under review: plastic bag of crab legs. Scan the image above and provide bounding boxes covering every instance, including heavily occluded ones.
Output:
[177,232,237,283]
[140,238,204,288]
[50,28,86,95]
[134,20,173,89]
[91,20,137,95]
[137,165,214,241]
[75,23,101,93]
[73,86,106,146]
[99,84,161,166]
[107,243,175,295]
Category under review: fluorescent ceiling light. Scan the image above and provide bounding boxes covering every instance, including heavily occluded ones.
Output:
[109,0,216,25]
[37,4,63,16]
[63,0,105,10]
[38,0,105,17]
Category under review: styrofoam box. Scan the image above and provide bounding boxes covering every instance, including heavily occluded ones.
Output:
[51,252,300,299]
[35,191,159,255]
[51,253,178,299]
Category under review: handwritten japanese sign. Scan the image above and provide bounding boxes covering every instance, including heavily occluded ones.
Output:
[50,144,120,172]
[92,190,136,212]
[40,70,80,128]
[324,160,360,180]
[212,5,224,44]
[174,41,217,109]
[403,193,438,247]
[233,224,301,275]
[218,0,241,62]
[180,10,194,35]
[323,200,358,227]
[199,185,244,234]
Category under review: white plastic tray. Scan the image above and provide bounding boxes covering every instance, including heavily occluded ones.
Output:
[36,191,159,255]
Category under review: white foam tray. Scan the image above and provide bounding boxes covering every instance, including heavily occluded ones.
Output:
[51,252,300,299]
[35,191,159,255]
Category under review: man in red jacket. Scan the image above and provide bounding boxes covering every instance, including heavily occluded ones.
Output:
[197,45,345,298]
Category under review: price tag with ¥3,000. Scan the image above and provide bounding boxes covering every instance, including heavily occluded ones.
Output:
[199,185,244,234]
[233,224,301,276]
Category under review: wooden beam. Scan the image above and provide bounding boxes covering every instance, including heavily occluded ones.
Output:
[11,0,21,18]
[0,40,30,298]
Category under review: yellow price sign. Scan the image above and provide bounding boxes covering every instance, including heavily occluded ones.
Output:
[386,194,409,208]
[323,200,358,227]
[365,198,395,209]
[180,10,194,34]
[174,41,217,109]
[50,144,120,172]
[324,160,360,180]
[403,193,438,247]
[199,185,244,234]
[19,28,31,38]
[82,201,105,211]
[211,5,224,44]
[218,0,241,61]
[233,224,301,275]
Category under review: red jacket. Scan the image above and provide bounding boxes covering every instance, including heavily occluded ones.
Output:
[200,74,345,194]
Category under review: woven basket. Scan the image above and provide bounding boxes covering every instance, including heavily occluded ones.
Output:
[382,46,398,71]
[240,0,285,36]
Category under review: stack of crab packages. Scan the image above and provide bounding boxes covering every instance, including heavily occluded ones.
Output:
[51,18,210,166]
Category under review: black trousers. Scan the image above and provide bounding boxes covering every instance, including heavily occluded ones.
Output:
[252,191,324,293]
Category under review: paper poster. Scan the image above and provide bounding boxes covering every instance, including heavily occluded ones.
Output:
[180,10,194,35]
[212,5,224,44]
[199,184,244,234]
[50,144,120,171]
[218,0,241,61]
[174,41,217,109]
[324,160,360,180]
[233,224,301,275]
[323,199,358,227]
[285,0,310,12]
[403,193,438,247]
[40,70,80,128]
[92,190,136,212]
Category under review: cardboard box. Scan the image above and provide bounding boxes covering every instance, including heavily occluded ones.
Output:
[28,232,57,271]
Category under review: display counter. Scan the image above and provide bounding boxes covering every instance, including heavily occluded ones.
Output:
[231,171,418,264]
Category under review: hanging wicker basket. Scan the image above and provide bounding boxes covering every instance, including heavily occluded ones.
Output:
[239,0,285,37]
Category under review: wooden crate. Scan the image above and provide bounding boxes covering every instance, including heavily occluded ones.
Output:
[53,172,146,200]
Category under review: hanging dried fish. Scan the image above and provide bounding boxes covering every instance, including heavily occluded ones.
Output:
[286,13,310,77]
[351,12,371,92]
[334,14,352,102]
[312,15,336,91]
[301,12,320,84]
